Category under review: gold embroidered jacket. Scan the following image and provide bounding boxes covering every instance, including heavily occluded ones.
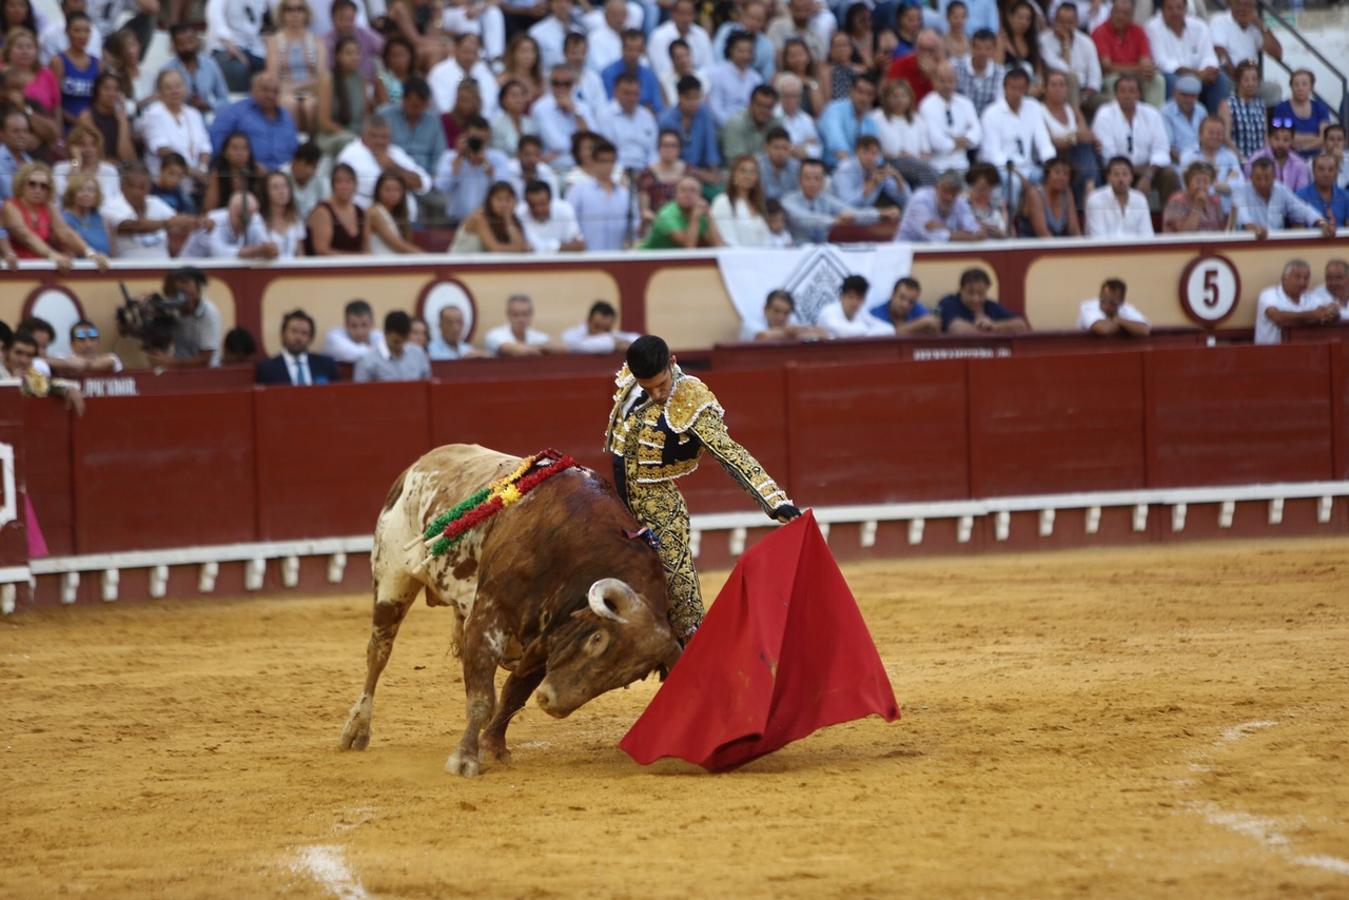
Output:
[604,364,790,514]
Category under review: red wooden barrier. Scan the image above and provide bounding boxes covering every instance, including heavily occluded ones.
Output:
[23,399,74,556]
[0,392,28,568]
[785,360,971,506]
[72,391,257,552]
[967,353,1147,497]
[1143,345,1336,488]
[254,382,433,541]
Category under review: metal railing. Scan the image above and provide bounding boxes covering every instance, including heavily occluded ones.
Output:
[1255,0,1349,128]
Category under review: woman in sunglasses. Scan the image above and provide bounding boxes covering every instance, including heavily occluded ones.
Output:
[1,161,109,270]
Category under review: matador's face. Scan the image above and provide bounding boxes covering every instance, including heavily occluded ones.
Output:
[636,365,675,406]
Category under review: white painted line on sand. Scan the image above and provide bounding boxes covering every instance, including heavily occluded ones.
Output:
[294,845,370,899]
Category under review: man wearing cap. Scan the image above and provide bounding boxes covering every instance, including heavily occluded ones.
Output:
[1162,74,1206,166]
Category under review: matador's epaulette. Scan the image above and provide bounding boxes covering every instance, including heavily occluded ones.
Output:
[665,376,724,434]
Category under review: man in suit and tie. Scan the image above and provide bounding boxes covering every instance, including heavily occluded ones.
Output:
[255,309,341,386]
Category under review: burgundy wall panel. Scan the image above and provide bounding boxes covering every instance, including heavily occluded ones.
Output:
[1145,345,1335,488]
[22,399,74,556]
[1335,340,1347,480]
[786,360,970,506]
[968,353,1147,497]
[72,392,257,552]
[254,383,433,540]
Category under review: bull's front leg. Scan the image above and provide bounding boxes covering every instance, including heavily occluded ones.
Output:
[445,618,504,777]
[481,668,546,764]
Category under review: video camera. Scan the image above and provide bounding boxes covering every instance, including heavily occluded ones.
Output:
[115,282,184,353]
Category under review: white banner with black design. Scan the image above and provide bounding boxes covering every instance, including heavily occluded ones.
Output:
[716,244,915,338]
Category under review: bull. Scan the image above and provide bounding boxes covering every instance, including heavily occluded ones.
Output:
[339,444,682,776]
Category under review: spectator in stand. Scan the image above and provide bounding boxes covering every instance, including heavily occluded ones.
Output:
[870,276,939,334]
[943,0,971,57]
[285,141,327,220]
[897,168,982,241]
[564,31,610,126]
[162,23,229,116]
[777,38,823,120]
[832,135,909,210]
[0,109,33,203]
[601,29,664,113]
[375,36,416,108]
[533,64,589,168]
[1273,70,1333,160]
[141,69,212,187]
[1077,278,1151,337]
[783,157,890,243]
[707,30,762,129]
[601,71,659,170]
[1162,160,1225,233]
[60,172,110,254]
[255,309,340,385]
[1181,116,1242,211]
[997,0,1043,93]
[720,83,778,162]
[6,28,60,138]
[1,329,84,414]
[147,266,221,368]
[954,28,1001,118]
[265,0,325,133]
[429,304,483,360]
[451,179,528,253]
[2,161,108,269]
[1093,74,1176,207]
[1091,0,1163,107]
[208,0,268,91]
[819,73,879,168]
[1253,259,1338,345]
[1219,61,1267,164]
[920,61,980,175]
[506,134,561,197]
[40,0,102,64]
[713,0,773,83]
[1039,3,1101,113]
[711,154,771,246]
[208,74,300,172]
[17,316,56,376]
[1322,124,1348,189]
[75,72,135,165]
[367,171,423,254]
[519,178,584,251]
[1233,157,1333,239]
[103,163,201,259]
[435,114,512,224]
[818,30,860,105]
[221,327,258,365]
[202,132,260,212]
[566,139,631,249]
[585,0,626,75]
[1307,259,1349,320]
[742,289,825,341]
[1086,156,1154,237]
[1040,70,1097,204]
[50,13,98,131]
[98,27,141,113]
[561,299,638,353]
[633,128,683,226]
[324,300,383,363]
[314,37,373,157]
[354,310,432,382]
[757,126,800,202]
[884,28,941,104]
[1162,74,1206,168]
[381,76,446,180]
[528,0,577,73]
[492,78,539,155]
[937,267,1028,333]
[651,0,713,80]
[338,115,432,214]
[772,71,820,158]
[1297,155,1349,230]
[51,319,121,374]
[429,32,498,119]
[305,162,367,254]
[440,79,484,150]
[1246,120,1309,193]
[657,75,722,178]
[1209,0,1281,105]
[485,293,559,356]
[659,38,707,107]
[1020,155,1081,237]
[979,68,1054,214]
[53,123,119,203]
[640,174,723,248]
[1146,0,1225,113]
[182,190,278,259]
[871,79,934,188]
[964,163,1008,238]
[324,0,383,81]
[817,274,895,339]
[248,170,307,258]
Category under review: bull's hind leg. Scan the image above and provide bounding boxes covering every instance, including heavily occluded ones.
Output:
[339,571,420,751]
[445,612,507,777]
[481,668,546,764]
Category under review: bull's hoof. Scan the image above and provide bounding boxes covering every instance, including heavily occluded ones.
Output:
[482,738,512,764]
[339,716,371,751]
[445,750,481,777]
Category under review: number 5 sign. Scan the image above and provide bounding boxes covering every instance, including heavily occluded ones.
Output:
[1179,254,1241,326]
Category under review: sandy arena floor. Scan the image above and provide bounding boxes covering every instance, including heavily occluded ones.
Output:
[3,538,1348,899]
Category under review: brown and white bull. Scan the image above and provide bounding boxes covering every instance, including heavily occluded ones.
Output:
[339,444,681,776]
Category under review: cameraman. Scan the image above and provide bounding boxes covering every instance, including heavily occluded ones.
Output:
[432,116,511,225]
[144,267,222,369]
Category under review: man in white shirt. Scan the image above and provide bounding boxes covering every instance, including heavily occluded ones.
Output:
[649,0,713,79]
[1254,259,1340,345]
[1085,156,1155,237]
[706,32,762,128]
[1305,259,1349,322]
[766,0,827,62]
[102,164,200,260]
[979,68,1054,213]
[428,305,483,360]
[427,32,500,117]
[1208,0,1281,104]
[336,116,432,214]
[1092,74,1177,205]
[919,61,981,173]
[817,275,897,339]
[561,300,640,353]
[1077,278,1152,336]
[519,180,585,252]
[600,73,659,169]
[1039,4,1102,114]
[773,73,820,158]
[529,0,581,72]
[485,294,562,356]
[586,0,628,72]
[180,191,279,259]
[323,299,384,363]
[1145,0,1226,113]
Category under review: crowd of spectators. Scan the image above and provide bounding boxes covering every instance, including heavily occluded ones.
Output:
[1,0,1345,266]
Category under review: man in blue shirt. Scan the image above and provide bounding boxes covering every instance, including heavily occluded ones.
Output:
[207,73,299,171]
[897,171,983,242]
[936,267,1030,333]
[162,24,230,115]
[869,276,940,334]
[656,75,721,176]
[1161,74,1205,166]
[601,30,664,113]
[379,78,447,177]
[1297,154,1349,229]
[1235,157,1334,238]
[818,75,880,169]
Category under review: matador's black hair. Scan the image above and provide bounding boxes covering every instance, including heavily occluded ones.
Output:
[627,335,669,379]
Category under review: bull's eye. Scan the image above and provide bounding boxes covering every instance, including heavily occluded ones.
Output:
[586,630,610,656]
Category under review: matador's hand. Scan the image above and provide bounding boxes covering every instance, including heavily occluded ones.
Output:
[772,504,802,523]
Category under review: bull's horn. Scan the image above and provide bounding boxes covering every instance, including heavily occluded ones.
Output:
[587,579,632,624]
